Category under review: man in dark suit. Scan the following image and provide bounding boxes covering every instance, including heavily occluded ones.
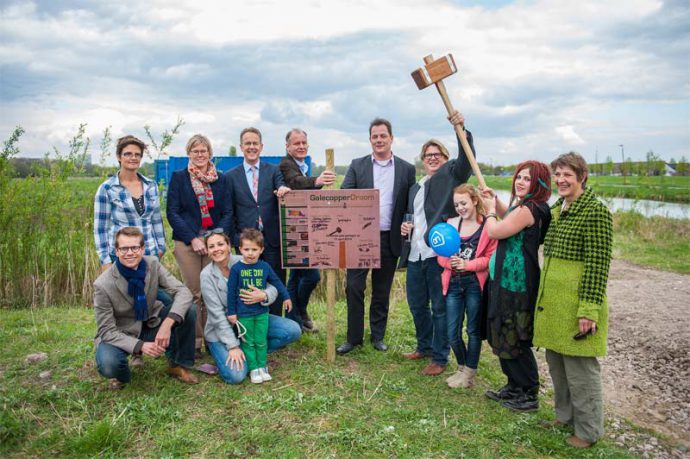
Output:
[337,118,416,354]
[279,128,336,332]
[226,127,290,316]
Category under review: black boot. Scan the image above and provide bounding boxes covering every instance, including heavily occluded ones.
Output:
[485,384,521,402]
[502,387,539,412]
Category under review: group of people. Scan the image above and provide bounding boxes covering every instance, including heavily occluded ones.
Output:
[91,112,612,448]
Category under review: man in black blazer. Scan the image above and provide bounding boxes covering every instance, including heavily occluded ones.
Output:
[226,127,290,316]
[279,128,336,332]
[337,118,416,354]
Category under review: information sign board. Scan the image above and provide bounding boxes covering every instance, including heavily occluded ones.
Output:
[279,190,380,269]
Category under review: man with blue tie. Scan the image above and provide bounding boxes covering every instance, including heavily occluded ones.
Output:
[279,128,337,332]
[226,127,291,316]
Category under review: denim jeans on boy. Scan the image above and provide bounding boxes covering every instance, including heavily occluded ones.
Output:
[286,268,321,326]
[207,314,301,384]
[406,257,449,365]
[95,302,197,383]
[445,274,482,369]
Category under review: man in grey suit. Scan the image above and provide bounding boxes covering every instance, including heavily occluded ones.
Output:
[94,227,198,389]
[337,118,416,354]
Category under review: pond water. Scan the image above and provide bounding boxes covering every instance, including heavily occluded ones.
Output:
[493,191,690,220]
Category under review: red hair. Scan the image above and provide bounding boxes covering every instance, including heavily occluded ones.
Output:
[511,160,552,205]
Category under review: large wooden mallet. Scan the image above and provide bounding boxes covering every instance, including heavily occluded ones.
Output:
[411,54,486,188]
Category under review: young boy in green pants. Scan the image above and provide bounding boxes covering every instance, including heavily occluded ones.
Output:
[227,229,292,383]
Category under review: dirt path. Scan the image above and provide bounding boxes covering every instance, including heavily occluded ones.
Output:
[537,259,690,455]
[604,260,689,441]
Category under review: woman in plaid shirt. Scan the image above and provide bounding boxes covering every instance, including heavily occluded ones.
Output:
[534,152,613,448]
[94,136,167,271]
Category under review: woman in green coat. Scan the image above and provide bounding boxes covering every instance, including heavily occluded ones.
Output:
[534,152,613,448]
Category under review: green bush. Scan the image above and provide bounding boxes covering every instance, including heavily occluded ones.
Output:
[0,127,100,308]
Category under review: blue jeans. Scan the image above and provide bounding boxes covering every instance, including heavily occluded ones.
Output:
[207,341,248,384]
[207,314,301,384]
[157,289,173,308]
[95,303,197,383]
[286,268,321,326]
[267,314,301,352]
[446,275,482,369]
[406,258,448,365]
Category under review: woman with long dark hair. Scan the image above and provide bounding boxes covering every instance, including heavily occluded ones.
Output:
[481,160,552,412]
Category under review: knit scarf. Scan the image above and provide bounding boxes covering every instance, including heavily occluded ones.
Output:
[115,258,148,321]
[188,161,218,229]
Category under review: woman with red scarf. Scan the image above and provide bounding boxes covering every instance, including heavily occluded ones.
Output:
[167,134,234,353]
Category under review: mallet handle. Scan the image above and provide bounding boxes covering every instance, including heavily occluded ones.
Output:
[423,56,486,188]
[435,81,486,189]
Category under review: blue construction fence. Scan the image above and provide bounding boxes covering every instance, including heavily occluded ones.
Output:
[154,156,311,188]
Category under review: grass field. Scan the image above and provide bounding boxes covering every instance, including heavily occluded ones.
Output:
[612,212,690,274]
[2,173,687,457]
[0,299,664,458]
[467,175,690,203]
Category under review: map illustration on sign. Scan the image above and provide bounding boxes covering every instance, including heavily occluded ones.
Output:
[279,190,380,269]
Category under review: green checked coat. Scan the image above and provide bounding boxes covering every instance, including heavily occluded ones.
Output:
[533,187,613,357]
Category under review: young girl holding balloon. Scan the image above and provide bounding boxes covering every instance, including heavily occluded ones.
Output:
[436,184,497,389]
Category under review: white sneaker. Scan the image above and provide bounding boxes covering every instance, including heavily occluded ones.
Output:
[446,367,465,385]
[261,367,272,382]
[250,369,263,384]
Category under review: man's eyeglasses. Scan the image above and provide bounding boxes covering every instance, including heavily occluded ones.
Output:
[121,152,143,159]
[423,153,444,160]
[203,228,225,238]
[116,246,143,254]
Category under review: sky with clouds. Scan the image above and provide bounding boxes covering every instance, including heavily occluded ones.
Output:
[1,0,688,167]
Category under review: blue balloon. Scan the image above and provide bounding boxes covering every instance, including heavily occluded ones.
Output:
[427,223,461,257]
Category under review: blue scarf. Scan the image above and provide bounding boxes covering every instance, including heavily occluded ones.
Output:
[115,258,148,321]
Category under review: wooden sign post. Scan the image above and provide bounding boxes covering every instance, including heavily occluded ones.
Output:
[325,148,337,362]
[411,54,486,188]
[278,150,380,362]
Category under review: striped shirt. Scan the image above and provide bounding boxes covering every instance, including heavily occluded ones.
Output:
[93,172,166,265]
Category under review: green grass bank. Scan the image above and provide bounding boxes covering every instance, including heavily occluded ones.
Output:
[468,175,690,203]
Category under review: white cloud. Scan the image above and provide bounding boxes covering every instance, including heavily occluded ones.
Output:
[0,0,687,166]
[158,63,212,79]
[555,125,586,145]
